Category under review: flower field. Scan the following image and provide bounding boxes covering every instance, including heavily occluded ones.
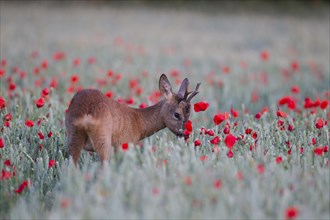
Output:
[0,3,329,219]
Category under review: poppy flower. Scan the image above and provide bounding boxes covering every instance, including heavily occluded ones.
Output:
[3,113,12,121]
[285,206,299,219]
[320,100,328,110]
[35,97,45,108]
[193,102,209,112]
[260,50,269,61]
[122,143,129,151]
[275,156,283,164]
[0,137,4,148]
[227,150,234,158]
[257,163,265,174]
[105,91,113,98]
[0,170,11,180]
[14,180,30,194]
[25,120,34,127]
[291,61,299,72]
[206,129,215,136]
[38,132,44,140]
[224,134,237,149]
[291,85,300,93]
[53,51,65,61]
[70,74,79,84]
[4,159,12,167]
[315,118,324,129]
[230,108,239,118]
[184,176,192,186]
[48,160,56,168]
[40,60,48,69]
[223,127,230,134]
[200,155,207,161]
[210,136,220,145]
[47,131,53,138]
[41,88,50,97]
[213,113,228,125]
[314,147,324,156]
[194,139,201,147]
[185,120,192,132]
[245,128,252,135]
[213,179,222,189]
[277,109,288,118]
[0,69,5,77]
[139,103,147,109]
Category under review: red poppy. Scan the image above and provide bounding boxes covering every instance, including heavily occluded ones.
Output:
[291,61,299,72]
[105,91,113,98]
[320,100,328,109]
[314,147,324,156]
[210,136,220,145]
[40,60,48,69]
[230,108,239,118]
[245,128,252,135]
[257,163,265,174]
[275,156,283,164]
[185,120,192,132]
[184,176,192,186]
[194,139,201,147]
[48,160,56,168]
[288,124,294,131]
[25,120,34,127]
[14,180,30,194]
[213,179,222,189]
[226,150,234,158]
[260,50,269,61]
[225,134,237,149]
[41,88,50,97]
[222,66,230,74]
[0,69,5,77]
[70,74,79,84]
[139,103,147,109]
[0,170,11,180]
[53,51,66,61]
[291,85,300,93]
[0,137,4,148]
[35,97,45,108]
[73,58,81,67]
[277,109,288,118]
[285,206,299,219]
[311,137,317,145]
[38,132,45,140]
[323,146,329,153]
[50,77,58,88]
[200,155,207,161]
[213,113,228,125]
[223,127,230,134]
[87,57,96,64]
[47,131,53,138]
[3,113,11,121]
[206,129,215,136]
[122,143,129,151]
[315,118,324,129]
[4,159,12,167]
[193,102,209,112]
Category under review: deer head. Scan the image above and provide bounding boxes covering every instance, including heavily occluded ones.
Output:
[159,74,201,137]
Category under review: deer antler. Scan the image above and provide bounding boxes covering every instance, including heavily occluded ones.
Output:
[186,82,201,102]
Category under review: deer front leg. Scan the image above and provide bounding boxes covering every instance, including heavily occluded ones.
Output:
[66,128,87,166]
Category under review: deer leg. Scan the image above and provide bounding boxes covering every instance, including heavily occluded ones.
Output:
[67,128,87,166]
[87,128,111,164]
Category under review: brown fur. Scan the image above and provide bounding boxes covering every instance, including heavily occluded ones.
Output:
[65,74,200,165]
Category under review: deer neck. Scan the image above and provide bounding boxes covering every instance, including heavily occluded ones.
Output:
[135,100,166,140]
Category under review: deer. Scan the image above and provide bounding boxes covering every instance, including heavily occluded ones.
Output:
[65,74,201,165]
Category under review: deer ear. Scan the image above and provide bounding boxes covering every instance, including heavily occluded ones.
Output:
[177,78,189,99]
[159,74,173,99]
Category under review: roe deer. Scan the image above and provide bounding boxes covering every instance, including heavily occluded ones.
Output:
[65,74,201,165]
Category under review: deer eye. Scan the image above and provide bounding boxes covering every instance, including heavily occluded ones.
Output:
[174,112,181,120]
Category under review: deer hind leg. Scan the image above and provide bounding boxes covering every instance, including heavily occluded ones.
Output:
[86,125,112,164]
[66,128,87,166]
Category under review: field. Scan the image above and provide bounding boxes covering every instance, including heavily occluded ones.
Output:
[0,2,329,219]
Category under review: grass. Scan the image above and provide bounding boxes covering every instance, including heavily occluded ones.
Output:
[0,3,329,219]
